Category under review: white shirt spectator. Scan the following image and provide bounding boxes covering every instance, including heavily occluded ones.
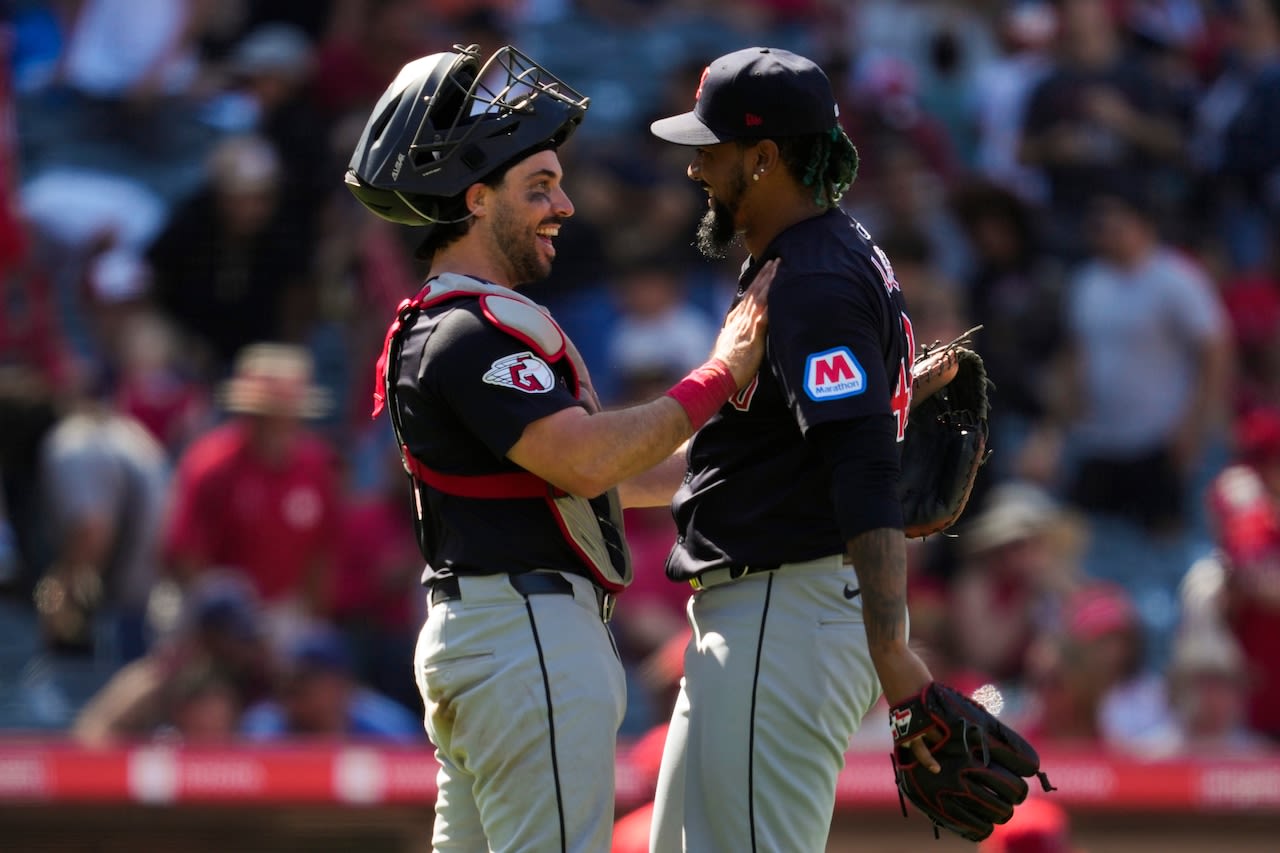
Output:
[61,0,198,97]
[1067,248,1228,455]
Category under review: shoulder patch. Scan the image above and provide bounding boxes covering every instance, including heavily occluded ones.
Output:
[804,347,866,401]
[483,352,556,394]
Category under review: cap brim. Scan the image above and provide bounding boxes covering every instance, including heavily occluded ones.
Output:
[650,112,728,145]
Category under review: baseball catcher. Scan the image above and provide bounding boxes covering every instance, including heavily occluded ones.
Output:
[900,327,992,538]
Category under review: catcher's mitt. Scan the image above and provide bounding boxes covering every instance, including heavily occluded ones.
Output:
[890,682,1055,842]
[899,327,991,538]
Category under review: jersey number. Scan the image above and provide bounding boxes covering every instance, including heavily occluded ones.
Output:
[890,313,915,442]
[860,224,913,442]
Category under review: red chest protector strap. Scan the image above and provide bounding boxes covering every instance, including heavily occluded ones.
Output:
[398,445,564,499]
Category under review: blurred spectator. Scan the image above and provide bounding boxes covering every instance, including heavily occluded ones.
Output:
[875,224,968,349]
[0,360,171,668]
[1165,629,1261,753]
[311,0,431,119]
[205,22,329,236]
[207,22,313,132]
[79,247,211,455]
[845,142,972,285]
[17,0,222,220]
[55,0,205,105]
[979,795,1082,853]
[33,400,170,662]
[842,54,964,202]
[1203,406,1280,740]
[71,572,274,745]
[240,627,423,743]
[1215,0,1280,274]
[146,133,312,377]
[209,0,336,46]
[948,179,1067,484]
[1024,581,1178,753]
[849,0,998,117]
[0,21,75,390]
[331,432,423,715]
[607,260,718,403]
[163,343,340,649]
[971,1,1056,201]
[1086,585,1182,755]
[109,310,212,458]
[1019,0,1185,260]
[0,57,75,392]
[1220,271,1280,415]
[1060,189,1231,537]
[915,9,992,169]
[154,661,243,743]
[0,235,73,391]
[949,482,1086,684]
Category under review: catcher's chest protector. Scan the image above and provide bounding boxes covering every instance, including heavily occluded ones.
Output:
[373,273,633,592]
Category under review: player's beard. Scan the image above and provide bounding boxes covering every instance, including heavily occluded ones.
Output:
[491,204,553,284]
[695,171,747,260]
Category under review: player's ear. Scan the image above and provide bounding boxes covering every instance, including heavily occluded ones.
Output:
[465,183,489,219]
[751,140,781,179]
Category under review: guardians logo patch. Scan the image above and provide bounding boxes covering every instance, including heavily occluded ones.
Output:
[484,352,554,394]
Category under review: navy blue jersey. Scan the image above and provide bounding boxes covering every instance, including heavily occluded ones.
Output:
[668,208,915,580]
[389,298,590,583]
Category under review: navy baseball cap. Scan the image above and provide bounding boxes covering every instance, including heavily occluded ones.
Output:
[651,47,840,145]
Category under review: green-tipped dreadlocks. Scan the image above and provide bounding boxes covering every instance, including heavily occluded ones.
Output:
[777,126,860,208]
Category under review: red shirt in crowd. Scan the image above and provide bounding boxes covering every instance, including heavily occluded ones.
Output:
[164,421,339,603]
[332,493,420,631]
[1207,459,1280,738]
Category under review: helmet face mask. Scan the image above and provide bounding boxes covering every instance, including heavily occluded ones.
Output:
[346,45,589,226]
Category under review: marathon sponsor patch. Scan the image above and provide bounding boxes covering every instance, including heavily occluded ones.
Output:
[483,352,555,394]
[804,347,866,401]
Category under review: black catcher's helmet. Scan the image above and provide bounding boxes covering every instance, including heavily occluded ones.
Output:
[344,44,589,226]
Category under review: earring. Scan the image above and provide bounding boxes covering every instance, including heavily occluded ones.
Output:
[752,173,760,182]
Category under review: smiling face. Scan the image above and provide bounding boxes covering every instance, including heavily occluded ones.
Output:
[480,149,574,285]
[687,141,751,259]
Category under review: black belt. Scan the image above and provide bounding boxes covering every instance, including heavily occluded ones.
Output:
[430,572,615,622]
[688,564,777,590]
[689,555,857,591]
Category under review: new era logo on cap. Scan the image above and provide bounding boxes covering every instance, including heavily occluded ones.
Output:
[652,47,839,145]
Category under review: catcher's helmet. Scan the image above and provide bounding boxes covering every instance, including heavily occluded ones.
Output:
[345,44,589,226]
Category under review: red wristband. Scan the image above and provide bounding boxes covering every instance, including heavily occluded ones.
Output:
[666,359,738,430]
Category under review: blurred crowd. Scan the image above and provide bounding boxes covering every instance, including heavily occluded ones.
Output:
[2,0,1280,771]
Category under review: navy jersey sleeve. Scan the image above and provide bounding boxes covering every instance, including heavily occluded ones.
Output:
[419,308,584,458]
[767,270,894,433]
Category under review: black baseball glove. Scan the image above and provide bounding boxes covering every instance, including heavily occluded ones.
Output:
[889,682,1055,842]
[898,329,992,538]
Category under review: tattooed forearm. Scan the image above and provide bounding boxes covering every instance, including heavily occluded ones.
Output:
[846,527,908,650]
